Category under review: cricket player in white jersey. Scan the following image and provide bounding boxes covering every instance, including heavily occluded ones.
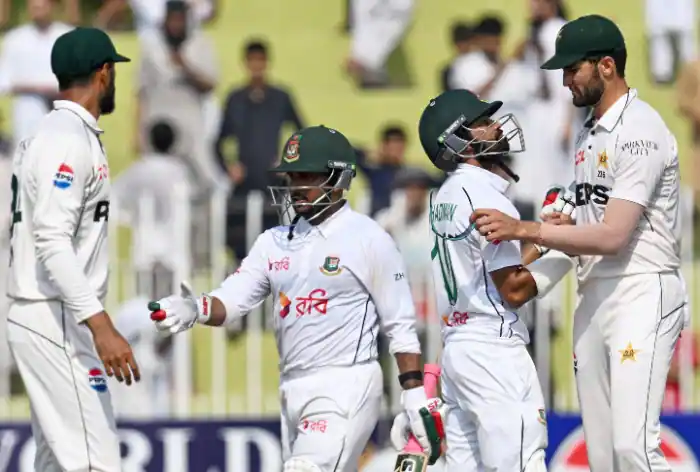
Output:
[148,125,445,472]
[390,88,576,472]
[472,15,687,472]
[6,27,140,472]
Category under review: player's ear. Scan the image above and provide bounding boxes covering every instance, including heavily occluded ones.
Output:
[598,56,615,79]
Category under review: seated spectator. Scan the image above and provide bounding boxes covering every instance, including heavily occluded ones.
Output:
[356,124,408,216]
[441,21,475,91]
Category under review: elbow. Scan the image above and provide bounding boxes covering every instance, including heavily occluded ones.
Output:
[501,289,532,309]
[33,229,71,263]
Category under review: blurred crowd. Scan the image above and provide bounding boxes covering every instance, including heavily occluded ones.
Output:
[0,0,699,422]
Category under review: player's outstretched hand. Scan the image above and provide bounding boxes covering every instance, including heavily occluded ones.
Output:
[391,387,446,465]
[149,282,200,334]
[87,312,141,386]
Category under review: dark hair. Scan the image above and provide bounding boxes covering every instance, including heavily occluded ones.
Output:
[474,16,504,37]
[451,22,473,44]
[244,40,268,58]
[150,121,176,153]
[381,125,407,142]
[166,0,188,14]
[589,48,627,78]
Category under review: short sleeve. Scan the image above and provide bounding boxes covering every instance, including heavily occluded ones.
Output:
[610,126,669,208]
[209,232,271,320]
[482,240,522,273]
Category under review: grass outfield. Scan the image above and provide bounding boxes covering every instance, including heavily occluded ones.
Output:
[3,0,698,418]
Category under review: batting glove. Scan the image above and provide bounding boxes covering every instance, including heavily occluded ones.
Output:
[390,387,446,465]
[148,282,211,334]
[536,185,576,256]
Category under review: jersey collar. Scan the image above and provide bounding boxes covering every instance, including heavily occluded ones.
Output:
[295,201,351,239]
[53,100,104,135]
[594,88,637,132]
[452,163,511,194]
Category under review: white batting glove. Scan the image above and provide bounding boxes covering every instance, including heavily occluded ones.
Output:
[390,387,445,463]
[148,282,210,334]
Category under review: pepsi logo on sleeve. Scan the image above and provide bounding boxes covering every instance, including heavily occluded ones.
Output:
[53,163,74,189]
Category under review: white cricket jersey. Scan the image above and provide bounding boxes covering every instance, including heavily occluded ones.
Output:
[573,89,681,283]
[430,165,529,345]
[209,203,421,375]
[7,100,110,324]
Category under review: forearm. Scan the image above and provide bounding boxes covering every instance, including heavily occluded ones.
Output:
[36,239,103,322]
[521,220,625,256]
[182,65,215,93]
[395,352,423,389]
[204,296,228,326]
[521,242,543,265]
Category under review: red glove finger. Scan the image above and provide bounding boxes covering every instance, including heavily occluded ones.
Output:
[150,310,167,321]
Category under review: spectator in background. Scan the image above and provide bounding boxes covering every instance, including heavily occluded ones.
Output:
[136,0,220,195]
[677,57,700,212]
[375,167,436,321]
[0,0,72,147]
[440,21,474,92]
[512,0,574,218]
[346,0,414,88]
[96,0,217,34]
[215,39,304,261]
[112,121,193,295]
[0,0,79,30]
[356,124,408,216]
[645,0,695,84]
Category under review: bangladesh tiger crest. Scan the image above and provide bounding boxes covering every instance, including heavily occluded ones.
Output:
[319,256,342,276]
[284,134,301,163]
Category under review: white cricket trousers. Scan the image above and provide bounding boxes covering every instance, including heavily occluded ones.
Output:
[441,339,548,472]
[573,272,686,472]
[7,299,121,472]
[280,361,383,472]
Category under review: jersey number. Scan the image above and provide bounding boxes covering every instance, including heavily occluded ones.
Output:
[9,174,21,265]
[431,235,458,306]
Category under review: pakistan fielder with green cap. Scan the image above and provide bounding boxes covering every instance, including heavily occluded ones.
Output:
[147,125,445,471]
[471,15,687,472]
[6,27,138,471]
[389,88,576,471]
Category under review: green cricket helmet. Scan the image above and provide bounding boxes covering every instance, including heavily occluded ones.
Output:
[418,89,525,179]
[268,125,357,230]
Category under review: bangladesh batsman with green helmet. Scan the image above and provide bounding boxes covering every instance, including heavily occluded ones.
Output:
[418,89,525,180]
[268,125,357,238]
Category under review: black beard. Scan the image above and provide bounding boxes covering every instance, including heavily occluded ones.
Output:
[99,69,116,115]
[573,71,605,108]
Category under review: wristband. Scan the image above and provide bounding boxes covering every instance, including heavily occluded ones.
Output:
[398,370,423,388]
[195,294,212,324]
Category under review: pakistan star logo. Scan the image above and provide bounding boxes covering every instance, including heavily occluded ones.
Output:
[619,342,640,363]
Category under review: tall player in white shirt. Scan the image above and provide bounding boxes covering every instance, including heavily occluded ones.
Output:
[7,28,139,472]
[148,125,445,472]
[472,15,687,472]
[390,89,575,472]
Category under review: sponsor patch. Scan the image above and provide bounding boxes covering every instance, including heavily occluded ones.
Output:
[54,163,74,189]
[88,368,107,393]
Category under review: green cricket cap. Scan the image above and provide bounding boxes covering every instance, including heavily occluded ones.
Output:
[541,15,625,70]
[271,125,357,174]
[51,27,130,78]
[419,89,502,160]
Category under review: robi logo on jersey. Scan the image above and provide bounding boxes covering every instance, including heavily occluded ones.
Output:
[575,183,610,206]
